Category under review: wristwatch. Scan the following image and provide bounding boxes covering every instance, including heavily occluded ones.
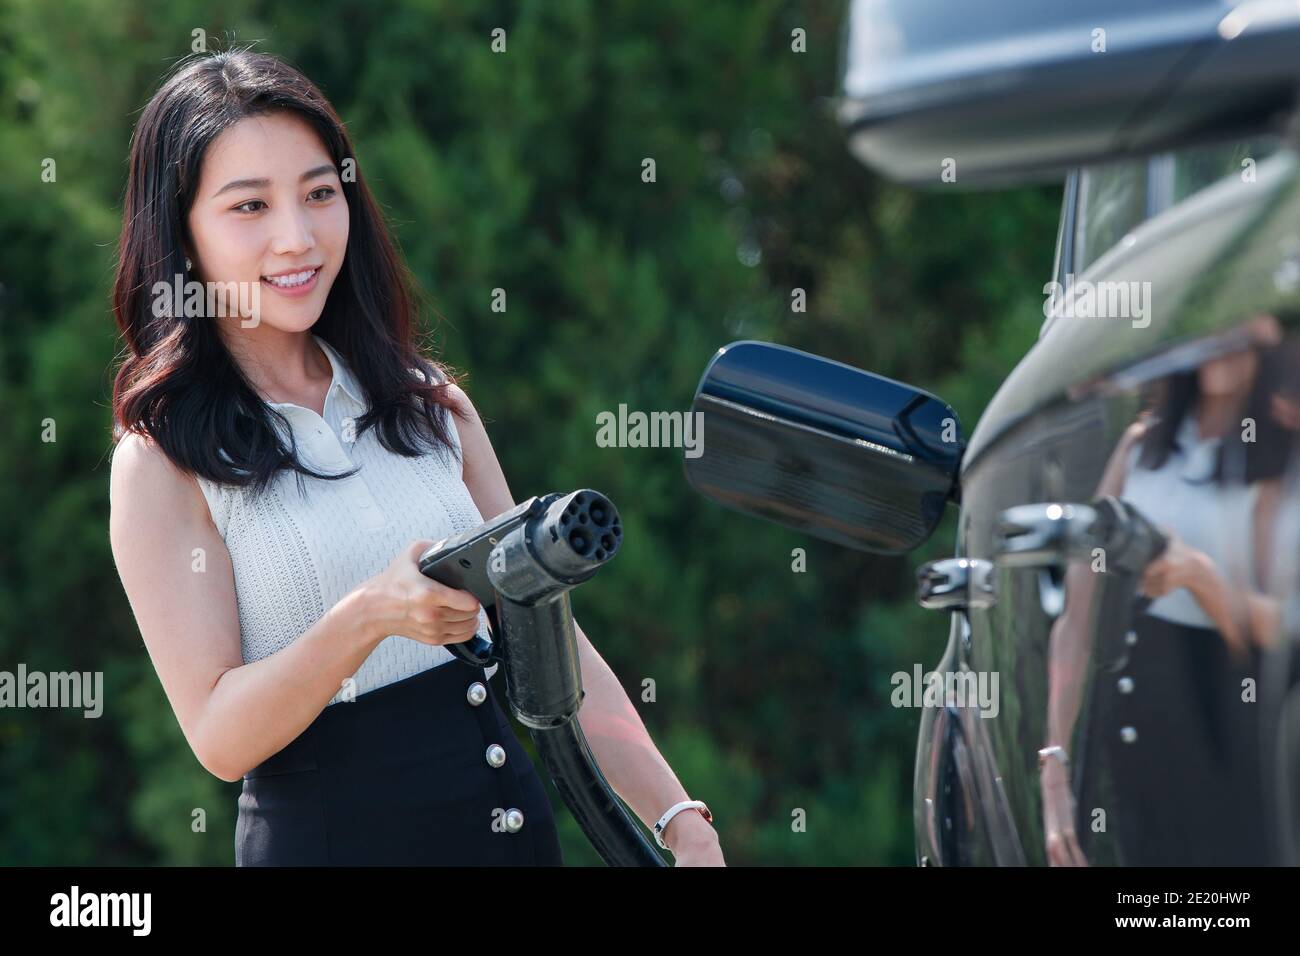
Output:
[1038,745,1070,770]
[652,799,713,850]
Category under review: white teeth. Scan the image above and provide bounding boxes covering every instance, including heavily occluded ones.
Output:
[264,268,317,287]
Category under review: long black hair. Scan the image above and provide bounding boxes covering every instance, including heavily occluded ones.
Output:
[1138,343,1296,484]
[111,45,464,498]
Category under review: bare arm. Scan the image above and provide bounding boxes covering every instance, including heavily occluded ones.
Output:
[1179,553,1282,654]
[1041,420,1150,865]
[109,434,480,785]
[109,432,385,783]
[1045,419,1149,751]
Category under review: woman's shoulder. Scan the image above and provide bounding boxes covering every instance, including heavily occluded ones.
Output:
[110,430,181,497]
[109,430,219,535]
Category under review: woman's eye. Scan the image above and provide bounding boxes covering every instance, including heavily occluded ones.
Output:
[233,187,334,214]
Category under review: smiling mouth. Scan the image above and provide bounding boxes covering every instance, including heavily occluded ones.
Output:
[260,267,321,288]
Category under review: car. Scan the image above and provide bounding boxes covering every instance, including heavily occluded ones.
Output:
[683,0,1300,866]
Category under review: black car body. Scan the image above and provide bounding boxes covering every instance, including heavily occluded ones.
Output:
[685,0,1300,865]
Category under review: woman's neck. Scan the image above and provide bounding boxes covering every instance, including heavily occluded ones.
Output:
[223,329,332,410]
[1194,395,1239,441]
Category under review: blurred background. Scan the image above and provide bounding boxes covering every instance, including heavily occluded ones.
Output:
[0,0,1060,864]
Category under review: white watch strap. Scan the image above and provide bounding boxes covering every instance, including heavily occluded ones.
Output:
[653,800,708,850]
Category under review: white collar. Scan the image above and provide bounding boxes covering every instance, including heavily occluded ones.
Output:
[1175,414,1220,483]
[263,333,367,411]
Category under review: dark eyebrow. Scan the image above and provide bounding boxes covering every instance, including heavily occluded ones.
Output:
[212,164,338,199]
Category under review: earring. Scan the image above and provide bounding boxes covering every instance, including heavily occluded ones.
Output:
[185,257,193,270]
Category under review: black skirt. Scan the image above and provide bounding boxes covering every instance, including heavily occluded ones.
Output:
[235,656,565,866]
[1088,612,1270,865]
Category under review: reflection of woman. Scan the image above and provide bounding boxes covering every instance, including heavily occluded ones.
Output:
[1041,324,1290,865]
[1125,345,1291,652]
[1096,349,1281,865]
[108,49,722,866]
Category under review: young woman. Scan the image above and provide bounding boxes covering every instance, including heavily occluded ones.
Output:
[107,47,723,866]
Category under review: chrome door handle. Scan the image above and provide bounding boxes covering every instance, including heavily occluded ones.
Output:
[993,496,1167,572]
[992,502,1102,567]
[991,496,1169,617]
[916,558,996,610]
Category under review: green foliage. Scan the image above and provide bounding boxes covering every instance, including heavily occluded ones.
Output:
[0,0,1059,864]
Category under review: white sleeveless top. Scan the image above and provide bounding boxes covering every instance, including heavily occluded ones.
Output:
[194,333,497,705]
[1121,414,1256,629]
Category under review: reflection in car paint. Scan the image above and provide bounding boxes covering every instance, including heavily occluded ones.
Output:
[1043,320,1297,865]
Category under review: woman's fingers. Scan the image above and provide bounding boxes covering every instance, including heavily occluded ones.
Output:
[440,608,480,623]
[426,614,481,644]
[406,538,437,562]
[1046,820,1088,867]
[450,620,482,643]
[367,541,486,646]
[1140,561,1169,597]
[419,578,480,614]
[1068,832,1090,867]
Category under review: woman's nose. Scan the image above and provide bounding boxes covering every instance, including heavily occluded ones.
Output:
[269,205,315,255]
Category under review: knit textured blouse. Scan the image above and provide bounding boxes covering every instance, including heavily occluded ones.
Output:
[193,333,496,704]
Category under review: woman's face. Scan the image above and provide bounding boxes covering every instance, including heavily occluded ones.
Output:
[1197,349,1257,398]
[185,111,348,336]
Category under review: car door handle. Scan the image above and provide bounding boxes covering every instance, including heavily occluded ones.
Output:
[990,496,1168,617]
[993,496,1167,571]
[916,558,996,610]
[993,502,1102,566]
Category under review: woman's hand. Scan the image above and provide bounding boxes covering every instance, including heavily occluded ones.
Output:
[663,812,725,866]
[1140,529,1251,655]
[669,829,726,867]
[1040,755,1088,866]
[1138,529,1212,600]
[354,539,483,648]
